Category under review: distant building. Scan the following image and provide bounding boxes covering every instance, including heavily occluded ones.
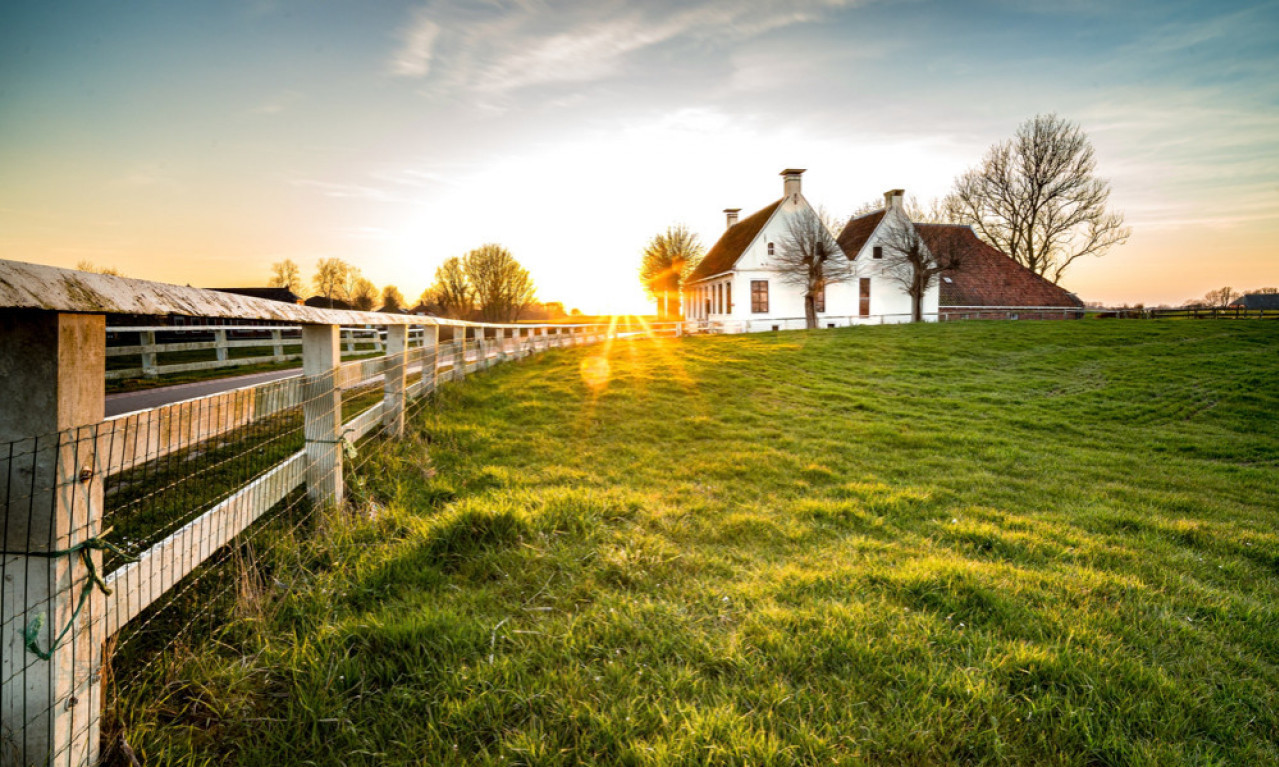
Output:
[304,295,354,310]
[210,287,303,305]
[1228,293,1279,310]
[683,169,1082,325]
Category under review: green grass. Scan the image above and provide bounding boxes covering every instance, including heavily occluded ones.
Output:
[108,321,1279,766]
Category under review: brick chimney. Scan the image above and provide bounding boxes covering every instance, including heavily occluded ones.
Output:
[781,168,805,199]
[883,188,905,210]
[724,208,741,229]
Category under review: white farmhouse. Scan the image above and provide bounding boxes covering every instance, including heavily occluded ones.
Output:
[682,168,1082,327]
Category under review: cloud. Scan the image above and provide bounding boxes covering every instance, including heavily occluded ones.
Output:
[390,12,441,77]
[387,0,862,93]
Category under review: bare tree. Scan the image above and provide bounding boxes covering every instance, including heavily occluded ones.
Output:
[1202,287,1240,308]
[464,244,537,323]
[380,285,406,312]
[848,194,952,224]
[946,113,1130,284]
[640,225,704,318]
[312,258,351,306]
[427,257,473,319]
[878,220,977,322]
[269,259,303,294]
[771,207,854,329]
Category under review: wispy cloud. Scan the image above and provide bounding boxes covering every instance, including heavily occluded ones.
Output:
[389,11,440,77]
[388,0,863,93]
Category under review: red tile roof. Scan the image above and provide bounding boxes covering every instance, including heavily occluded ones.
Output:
[836,210,886,260]
[687,199,783,283]
[921,224,1083,308]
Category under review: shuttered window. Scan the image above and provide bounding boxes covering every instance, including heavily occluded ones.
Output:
[859,278,871,317]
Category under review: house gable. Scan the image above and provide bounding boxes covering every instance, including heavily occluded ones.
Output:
[687,199,784,283]
[836,210,887,260]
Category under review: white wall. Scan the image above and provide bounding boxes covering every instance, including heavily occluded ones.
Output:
[684,191,941,327]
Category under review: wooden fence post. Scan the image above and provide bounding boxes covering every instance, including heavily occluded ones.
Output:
[382,325,407,438]
[302,325,342,507]
[0,310,106,767]
[140,330,158,378]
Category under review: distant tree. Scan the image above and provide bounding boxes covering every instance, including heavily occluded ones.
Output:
[848,194,951,224]
[269,259,304,294]
[877,220,977,322]
[639,225,704,318]
[350,275,378,311]
[463,244,537,323]
[380,285,406,312]
[312,258,352,306]
[771,208,853,329]
[427,256,474,319]
[75,260,126,276]
[946,113,1130,284]
[1202,287,1240,308]
[542,301,566,319]
[570,307,583,316]
[1252,287,1278,295]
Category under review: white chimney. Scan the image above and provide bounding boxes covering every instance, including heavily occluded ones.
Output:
[884,188,905,210]
[781,168,805,199]
[724,208,741,229]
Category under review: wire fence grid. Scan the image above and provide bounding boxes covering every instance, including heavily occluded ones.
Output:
[1,323,622,766]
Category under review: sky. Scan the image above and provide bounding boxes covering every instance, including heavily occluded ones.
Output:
[1,0,1276,314]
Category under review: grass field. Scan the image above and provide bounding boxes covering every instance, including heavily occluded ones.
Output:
[111,320,1279,766]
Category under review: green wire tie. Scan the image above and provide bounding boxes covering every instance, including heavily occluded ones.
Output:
[2,532,137,661]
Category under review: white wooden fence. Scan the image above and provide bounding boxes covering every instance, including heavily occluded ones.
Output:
[0,259,641,766]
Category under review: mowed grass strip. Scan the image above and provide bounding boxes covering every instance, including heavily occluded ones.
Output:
[112,320,1279,766]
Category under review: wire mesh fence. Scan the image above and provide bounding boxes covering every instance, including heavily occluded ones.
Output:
[1,320,628,765]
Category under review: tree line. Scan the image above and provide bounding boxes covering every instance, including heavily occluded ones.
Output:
[641,113,1132,325]
[267,244,540,321]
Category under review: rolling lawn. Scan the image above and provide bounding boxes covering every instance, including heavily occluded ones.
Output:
[113,320,1279,766]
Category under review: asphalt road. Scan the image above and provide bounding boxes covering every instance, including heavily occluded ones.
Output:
[105,369,302,417]
[104,361,438,418]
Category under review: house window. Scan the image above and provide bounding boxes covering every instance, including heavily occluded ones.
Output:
[751,280,769,313]
[767,242,775,256]
[859,278,871,317]
[873,246,883,260]
[814,282,825,313]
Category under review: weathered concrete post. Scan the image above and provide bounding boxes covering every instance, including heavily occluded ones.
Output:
[456,329,467,381]
[302,325,342,507]
[0,310,106,767]
[140,330,158,378]
[421,325,438,393]
[214,329,229,363]
[382,325,407,438]
[271,329,284,362]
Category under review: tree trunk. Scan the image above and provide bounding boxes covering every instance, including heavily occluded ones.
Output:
[912,293,923,323]
[805,294,817,329]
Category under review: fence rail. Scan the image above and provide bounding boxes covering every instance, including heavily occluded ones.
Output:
[0,258,648,766]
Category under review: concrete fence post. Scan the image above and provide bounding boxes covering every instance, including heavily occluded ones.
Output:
[214,329,228,363]
[140,330,158,378]
[382,325,407,438]
[457,329,468,380]
[271,329,284,362]
[1,310,107,767]
[302,324,342,507]
[422,325,439,392]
